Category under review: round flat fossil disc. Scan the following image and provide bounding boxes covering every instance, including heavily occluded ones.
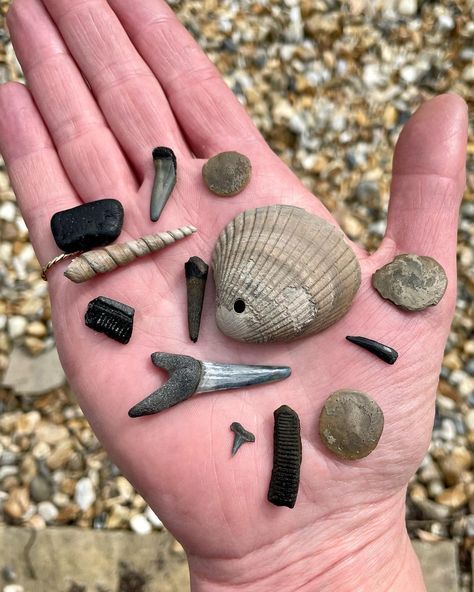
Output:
[372,254,447,311]
[319,390,384,460]
[202,151,251,197]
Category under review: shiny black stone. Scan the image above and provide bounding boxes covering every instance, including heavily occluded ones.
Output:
[85,296,134,344]
[51,199,124,253]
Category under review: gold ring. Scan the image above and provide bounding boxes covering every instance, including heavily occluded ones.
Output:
[41,251,82,281]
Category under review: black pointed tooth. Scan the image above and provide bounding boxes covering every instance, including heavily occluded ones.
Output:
[85,296,135,344]
[346,336,398,364]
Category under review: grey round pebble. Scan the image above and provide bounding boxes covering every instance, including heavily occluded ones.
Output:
[202,151,252,197]
[319,390,384,460]
[372,254,448,311]
[29,475,52,503]
[1,566,17,583]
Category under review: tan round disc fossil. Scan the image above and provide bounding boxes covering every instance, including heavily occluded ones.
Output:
[202,151,252,197]
[319,390,384,460]
[212,205,361,343]
[372,254,447,311]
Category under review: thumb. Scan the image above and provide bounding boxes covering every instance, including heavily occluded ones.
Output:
[384,94,467,275]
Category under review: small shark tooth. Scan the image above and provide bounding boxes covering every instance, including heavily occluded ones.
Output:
[230,422,255,456]
[150,147,177,222]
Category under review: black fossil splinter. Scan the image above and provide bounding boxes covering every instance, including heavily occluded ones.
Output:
[230,422,255,456]
[150,147,177,222]
[267,405,301,509]
[185,256,209,342]
[85,296,135,344]
[128,353,291,417]
[345,335,398,365]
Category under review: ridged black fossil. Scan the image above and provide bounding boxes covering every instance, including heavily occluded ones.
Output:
[345,335,398,365]
[267,405,302,509]
[185,256,209,342]
[85,296,135,344]
[230,422,255,456]
[150,147,177,222]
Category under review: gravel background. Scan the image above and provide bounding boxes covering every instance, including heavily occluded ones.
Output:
[0,0,473,589]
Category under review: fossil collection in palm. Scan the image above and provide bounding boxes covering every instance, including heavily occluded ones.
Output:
[45,146,448,509]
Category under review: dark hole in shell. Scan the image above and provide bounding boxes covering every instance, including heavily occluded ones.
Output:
[234,299,246,313]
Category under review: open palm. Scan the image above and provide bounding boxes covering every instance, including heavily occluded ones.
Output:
[0,0,467,589]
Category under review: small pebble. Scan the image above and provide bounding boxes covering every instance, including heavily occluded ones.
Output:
[130,513,152,535]
[412,498,451,520]
[436,484,468,509]
[319,390,384,460]
[202,151,252,197]
[74,478,96,512]
[1,566,17,583]
[144,506,163,529]
[397,0,418,16]
[372,254,448,311]
[7,317,27,339]
[29,476,52,503]
[0,201,16,222]
[37,501,59,523]
[466,515,474,537]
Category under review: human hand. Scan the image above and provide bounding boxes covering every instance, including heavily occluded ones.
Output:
[0,0,467,590]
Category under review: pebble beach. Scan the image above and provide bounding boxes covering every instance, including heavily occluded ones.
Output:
[0,0,473,589]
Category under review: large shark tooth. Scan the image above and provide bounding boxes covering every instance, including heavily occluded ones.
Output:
[128,353,291,417]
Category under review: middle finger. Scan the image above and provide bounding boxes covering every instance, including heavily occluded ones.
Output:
[40,0,191,172]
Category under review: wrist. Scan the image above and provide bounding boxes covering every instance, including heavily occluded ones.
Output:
[187,494,425,592]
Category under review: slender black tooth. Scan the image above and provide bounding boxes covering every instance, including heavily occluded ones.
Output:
[267,405,301,509]
[345,335,398,365]
[185,256,209,343]
[85,296,135,344]
[230,422,255,456]
[150,146,177,222]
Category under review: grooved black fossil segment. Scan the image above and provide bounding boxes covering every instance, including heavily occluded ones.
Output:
[185,256,209,342]
[267,405,301,509]
[345,335,398,365]
[150,147,177,221]
[85,296,134,344]
[230,422,255,456]
[51,199,124,253]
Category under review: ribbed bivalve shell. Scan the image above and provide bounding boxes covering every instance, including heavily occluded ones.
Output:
[212,205,361,343]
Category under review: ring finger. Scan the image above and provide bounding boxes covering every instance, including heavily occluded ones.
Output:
[7,0,139,204]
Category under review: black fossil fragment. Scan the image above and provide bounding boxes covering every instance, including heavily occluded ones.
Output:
[150,147,177,222]
[185,256,209,342]
[85,296,135,344]
[230,422,255,456]
[267,405,301,509]
[345,336,398,365]
[51,199,124,253]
